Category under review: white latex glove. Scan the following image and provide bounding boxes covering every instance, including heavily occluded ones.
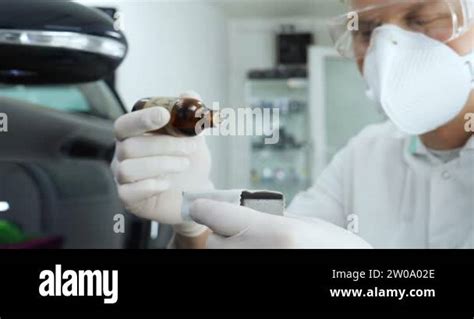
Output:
[111,91,213,237]
[190,199,372,249]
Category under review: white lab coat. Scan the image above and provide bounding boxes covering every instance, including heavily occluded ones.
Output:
[287,121,474,248]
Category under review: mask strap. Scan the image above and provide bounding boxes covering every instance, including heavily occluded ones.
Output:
[465,51,474,88]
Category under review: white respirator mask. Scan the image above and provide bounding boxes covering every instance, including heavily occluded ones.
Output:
[329,0,474,135]
[363,24,474,135]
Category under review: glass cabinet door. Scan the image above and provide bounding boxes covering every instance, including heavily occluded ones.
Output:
[246,78,312,202]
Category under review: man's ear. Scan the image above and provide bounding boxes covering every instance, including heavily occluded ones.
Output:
[449,27,474,55]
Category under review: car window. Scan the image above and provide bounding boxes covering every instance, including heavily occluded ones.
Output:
[0,85,90,112]
[0,80,123,120]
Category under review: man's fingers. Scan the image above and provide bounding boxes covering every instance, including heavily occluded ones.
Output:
[114,91,202,141]
[116,156,190,184]
[116,135,198,161]
[118,178,170,206]
[206,233,241,249]
[190,199,260,237]
[114,107,170,141]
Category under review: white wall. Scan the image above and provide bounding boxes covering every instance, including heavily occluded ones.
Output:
[115,3,228,110]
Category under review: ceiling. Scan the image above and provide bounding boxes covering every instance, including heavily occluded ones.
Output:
[77,0,346,19]
[213,0,345,18]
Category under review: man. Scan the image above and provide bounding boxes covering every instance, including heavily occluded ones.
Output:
[112,0,474,248]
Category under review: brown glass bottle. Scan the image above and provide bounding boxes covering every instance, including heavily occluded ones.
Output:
[132,97,217,137]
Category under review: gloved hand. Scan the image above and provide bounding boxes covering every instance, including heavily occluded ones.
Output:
[111,92,213,238]
[190,199,372,249]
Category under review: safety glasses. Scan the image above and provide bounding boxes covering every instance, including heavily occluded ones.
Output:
[328,0,474,59]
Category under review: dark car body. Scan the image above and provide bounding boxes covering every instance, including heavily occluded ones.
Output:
[0,1,149,249]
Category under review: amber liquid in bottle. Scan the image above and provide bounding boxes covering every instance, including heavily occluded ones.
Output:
[132,97,217,137]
